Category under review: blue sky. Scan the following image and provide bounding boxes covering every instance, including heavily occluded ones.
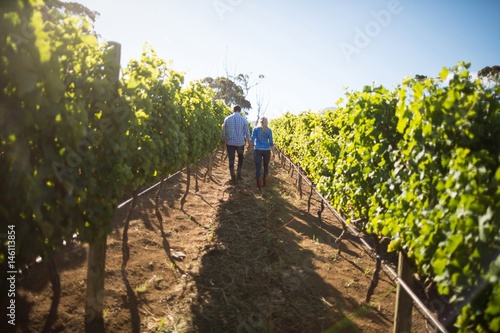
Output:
[73,0,500,120]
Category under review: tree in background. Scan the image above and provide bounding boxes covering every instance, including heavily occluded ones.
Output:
[255,85,270,123]
[201,73,264,116]
[234,73,265,101]
[45,0,98,19]
[201,76,251,111]
[478,65,500,80]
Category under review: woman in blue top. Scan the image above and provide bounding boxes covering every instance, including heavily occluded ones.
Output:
[250,117,274,190]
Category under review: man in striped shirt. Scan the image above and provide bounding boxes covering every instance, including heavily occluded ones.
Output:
[222,105,250,184]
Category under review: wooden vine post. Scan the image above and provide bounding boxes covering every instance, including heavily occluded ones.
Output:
[297,171,303,198]
[393,251,414,333]
[85,41,121,333]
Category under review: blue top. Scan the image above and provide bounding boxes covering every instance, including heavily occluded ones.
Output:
[251,127,274,150]
[223,112,250,146]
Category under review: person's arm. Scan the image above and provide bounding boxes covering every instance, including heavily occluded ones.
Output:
[222,123,227,145]
[269,130,275,158]
[245,122,251,147]
[249,128,255,149]
[222,121,229,146]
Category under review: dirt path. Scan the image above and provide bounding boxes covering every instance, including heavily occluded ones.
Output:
[12,147,430,332]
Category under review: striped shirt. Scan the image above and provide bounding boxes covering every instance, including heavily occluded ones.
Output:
[222,112,250,146]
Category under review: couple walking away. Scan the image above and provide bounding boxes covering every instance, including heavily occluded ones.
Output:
[222,105,274,191]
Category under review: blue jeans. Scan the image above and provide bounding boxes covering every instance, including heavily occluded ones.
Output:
[226,145,245,171]
[254,149,271,178]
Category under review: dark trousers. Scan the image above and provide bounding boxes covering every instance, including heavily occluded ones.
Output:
[226,145,245,172]
[254,149,271,178]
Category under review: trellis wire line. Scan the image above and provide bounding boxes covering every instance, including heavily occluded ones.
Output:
[275,147,449,333]
[117,171,182,209]
[117,147,221,209]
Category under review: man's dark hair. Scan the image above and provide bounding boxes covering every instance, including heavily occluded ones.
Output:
[233,105,241,112]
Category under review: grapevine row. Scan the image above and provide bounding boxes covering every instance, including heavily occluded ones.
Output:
[271,62,500,332]
[0,0,228,308]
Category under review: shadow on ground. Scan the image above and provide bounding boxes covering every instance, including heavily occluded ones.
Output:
[190,151,369,332]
